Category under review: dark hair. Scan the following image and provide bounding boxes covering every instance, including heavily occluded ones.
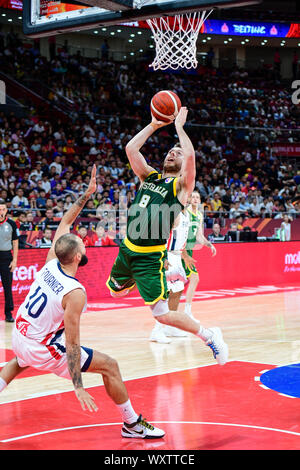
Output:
[54,233,80,265]
[0,199,7,206]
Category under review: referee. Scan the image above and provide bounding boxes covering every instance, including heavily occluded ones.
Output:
[0,200,19,322]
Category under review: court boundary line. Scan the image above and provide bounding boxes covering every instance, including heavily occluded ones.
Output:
[2,420,300,444]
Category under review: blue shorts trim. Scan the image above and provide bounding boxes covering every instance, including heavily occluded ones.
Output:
[81,346,93,372]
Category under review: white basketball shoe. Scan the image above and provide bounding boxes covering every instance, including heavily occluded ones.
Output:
[149,322,171,344]
[205,327,228,365]
[121,414,165,439]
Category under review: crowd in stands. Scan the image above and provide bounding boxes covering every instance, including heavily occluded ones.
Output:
[1,29,300,247]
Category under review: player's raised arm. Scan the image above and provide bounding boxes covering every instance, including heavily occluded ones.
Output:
[125,116,171,182]
[175,108,196,204]
[46,164,97,263]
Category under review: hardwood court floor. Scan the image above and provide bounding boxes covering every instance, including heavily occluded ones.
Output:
[1,289,300,450]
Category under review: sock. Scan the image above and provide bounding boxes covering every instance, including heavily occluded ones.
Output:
[196,325,212,342]
[0,377,7,392]
[117,399,139,424]
[185,303,192,316]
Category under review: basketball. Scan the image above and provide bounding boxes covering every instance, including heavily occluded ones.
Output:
[150,90,182,122]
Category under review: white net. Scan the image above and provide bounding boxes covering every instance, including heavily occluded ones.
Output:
[146,10,213,70]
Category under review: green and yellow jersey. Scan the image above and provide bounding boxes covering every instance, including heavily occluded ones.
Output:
[185,206,203,253]
[125,170,184,252]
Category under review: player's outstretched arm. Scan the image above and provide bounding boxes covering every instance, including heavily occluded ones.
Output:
[126,115,171,182]
[175,108,196,205]
[63,288,98,412]
[46,164,97,263]
[196,224,217,256]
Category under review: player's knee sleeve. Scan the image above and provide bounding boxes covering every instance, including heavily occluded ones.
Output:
[110,289,130,298]
[149,299,169,317]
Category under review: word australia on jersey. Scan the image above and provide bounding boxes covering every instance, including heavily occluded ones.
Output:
[126,171,184,247]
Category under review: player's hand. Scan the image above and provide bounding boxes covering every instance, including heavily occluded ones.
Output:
[182,253,197,270]
[75,387,98,412]
[175,107,188,128]
[9,259,17,272]
[86,164,97,196]
[151,114,173,129]
[164,259,171,270]
[210,245,217,257]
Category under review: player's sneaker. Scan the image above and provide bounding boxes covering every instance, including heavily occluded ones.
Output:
[206,327,228,365]
[150,324,171,344]
[121,414,165,439]
[164,325,189,337]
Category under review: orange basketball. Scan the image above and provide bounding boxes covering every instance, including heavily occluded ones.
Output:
[150,90,181,122]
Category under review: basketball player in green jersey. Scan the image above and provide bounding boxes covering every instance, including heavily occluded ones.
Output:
[106,108,228,365]
[183,191,217,319]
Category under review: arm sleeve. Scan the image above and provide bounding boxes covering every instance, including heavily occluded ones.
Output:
[8,219,19,240]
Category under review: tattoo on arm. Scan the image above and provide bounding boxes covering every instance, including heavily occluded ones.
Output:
[67,344,83,389]
[75,193,90,209]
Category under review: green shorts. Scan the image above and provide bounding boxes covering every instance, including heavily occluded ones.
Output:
[106,237,169,305]
[182,249,198,278]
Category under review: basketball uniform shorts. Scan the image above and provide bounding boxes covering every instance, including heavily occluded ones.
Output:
[182,249,198,278]
[106,241,169,305]
[165,252,187,293]
[12,327,93,379]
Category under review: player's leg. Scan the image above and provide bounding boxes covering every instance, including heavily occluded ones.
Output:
[0,357,28,392]
[184,271,199,319]
[182,255,199,318]
[85,349,165,438]
[160,253,188,338]
[163,288,189,337]
[151,300,228,365]
[106,245,136,298]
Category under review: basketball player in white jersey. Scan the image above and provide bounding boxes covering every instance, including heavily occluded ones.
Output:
[0,165,165,439]
[150,206,196,343]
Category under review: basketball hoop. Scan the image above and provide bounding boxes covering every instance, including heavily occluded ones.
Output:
[146,9,213,71]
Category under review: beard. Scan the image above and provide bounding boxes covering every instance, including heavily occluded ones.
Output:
[78,254,89,267]
[163,161,182,174]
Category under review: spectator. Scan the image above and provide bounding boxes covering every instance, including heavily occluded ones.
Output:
[41,208,59,230]
[239,196,250,214]
[249,198,263,216]
[15,152,30,171]
[114,224,127,246]
[11,189,29,209]
[91,222,112,246]
[36,190,47,210]
[280,214,293,241]
[229,201,242,219]
[19,212,37,231]
[207,223,225,243]
[210,192,222,216]
[228,173,241,189]
[76,225,93,247]
[225,222,240,241]
[221,188,233,213]
[39,228,53,247]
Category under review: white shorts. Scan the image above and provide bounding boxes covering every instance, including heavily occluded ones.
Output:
[12,328,93,379]
[165,252,187,293]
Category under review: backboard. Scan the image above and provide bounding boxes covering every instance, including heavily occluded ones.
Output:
[22,0,261,37]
